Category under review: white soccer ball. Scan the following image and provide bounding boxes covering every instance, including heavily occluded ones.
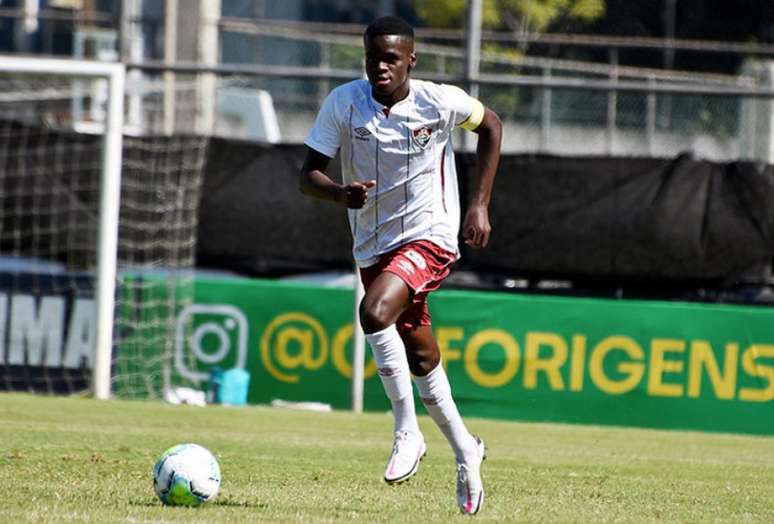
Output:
[153,443,221,506]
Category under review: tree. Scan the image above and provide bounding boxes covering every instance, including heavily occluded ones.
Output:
[413,0,605,37]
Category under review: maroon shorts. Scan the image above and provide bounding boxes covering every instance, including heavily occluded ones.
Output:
[359,240,457,332]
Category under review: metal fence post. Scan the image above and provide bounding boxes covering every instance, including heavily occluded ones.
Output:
[606,48,618,154]
[647,75,657,156]
[541,67,552,152]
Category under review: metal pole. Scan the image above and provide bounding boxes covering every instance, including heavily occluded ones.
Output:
[197,0,221,135]
[463,0,482,150]
[118,0,132,62]
[661,0,676,129]
[663,0,676,71]
[540,67,552,152]
[351,267,365,412]
[646,75,657,156]
[164,0,178,135]
[465,0,482,98]
[606,48,618,154]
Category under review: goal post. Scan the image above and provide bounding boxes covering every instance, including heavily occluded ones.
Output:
[0,56,212,401]
[0,55,124,400]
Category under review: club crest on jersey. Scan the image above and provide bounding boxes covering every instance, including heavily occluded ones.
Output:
[412,126,433,149]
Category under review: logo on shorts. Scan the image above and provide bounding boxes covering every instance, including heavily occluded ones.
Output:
[396,260,415,275]
[412,126,433,149]
[395,250,427,276]
[404,250,427,270]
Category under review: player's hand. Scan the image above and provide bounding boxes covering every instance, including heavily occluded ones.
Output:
[462,204,491,248]
[340,180,376,209]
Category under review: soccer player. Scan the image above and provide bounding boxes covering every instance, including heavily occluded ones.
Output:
[300,16,502,515]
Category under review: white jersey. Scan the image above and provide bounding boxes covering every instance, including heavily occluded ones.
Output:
[305,78,482,268]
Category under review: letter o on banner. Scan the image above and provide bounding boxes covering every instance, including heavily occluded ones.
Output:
[464,329,520,388]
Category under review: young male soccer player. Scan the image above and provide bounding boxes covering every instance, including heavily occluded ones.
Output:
[300,16,502,515]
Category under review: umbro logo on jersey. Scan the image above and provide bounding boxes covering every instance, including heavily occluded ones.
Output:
[354,127,371,141]
[412,126,433,149]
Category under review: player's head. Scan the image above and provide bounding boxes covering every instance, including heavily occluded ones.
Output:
[363,16,416,100]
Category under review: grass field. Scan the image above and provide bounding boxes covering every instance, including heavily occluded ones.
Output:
[1,393,773,523]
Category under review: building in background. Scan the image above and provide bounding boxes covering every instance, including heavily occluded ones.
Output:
[1,0,773,160]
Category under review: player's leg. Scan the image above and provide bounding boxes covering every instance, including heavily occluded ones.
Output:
[359,271,425,484]
[401,321,486,514]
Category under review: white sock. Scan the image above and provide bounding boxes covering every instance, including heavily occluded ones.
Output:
[365,325,420,436]
[413,362,477,463]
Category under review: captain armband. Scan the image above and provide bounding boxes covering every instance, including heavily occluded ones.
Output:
[458,99,485,131]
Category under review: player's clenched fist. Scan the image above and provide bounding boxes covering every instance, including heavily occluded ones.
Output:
[462,204,491,248]
[340,180,376,208]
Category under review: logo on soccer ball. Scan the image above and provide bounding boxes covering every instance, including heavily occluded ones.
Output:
[412,126,433,149]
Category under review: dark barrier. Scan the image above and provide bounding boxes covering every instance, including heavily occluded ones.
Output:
[199,141,774,288]
[460,153,774,281]
[1,121,770,290]
[199,142,352,275]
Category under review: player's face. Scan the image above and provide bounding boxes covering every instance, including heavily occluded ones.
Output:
[364,34,416,104]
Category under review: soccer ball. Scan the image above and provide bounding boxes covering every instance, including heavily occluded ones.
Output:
[153,443,221,506]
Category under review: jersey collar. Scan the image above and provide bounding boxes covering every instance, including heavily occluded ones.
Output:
[367,80,414,117]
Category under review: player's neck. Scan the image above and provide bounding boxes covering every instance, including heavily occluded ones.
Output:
[372,81,410,109]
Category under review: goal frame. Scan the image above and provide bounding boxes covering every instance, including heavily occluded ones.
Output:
[0,55,125,400]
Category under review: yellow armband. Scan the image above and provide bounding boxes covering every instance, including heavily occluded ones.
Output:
[458,99,485,131]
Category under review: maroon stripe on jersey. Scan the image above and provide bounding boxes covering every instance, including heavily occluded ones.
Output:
[440,147,447,212]
[402,113,410,242]
[374,129,379,249]
[349,105,357,238]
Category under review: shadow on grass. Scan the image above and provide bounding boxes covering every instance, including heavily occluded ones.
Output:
[130,497,266,508]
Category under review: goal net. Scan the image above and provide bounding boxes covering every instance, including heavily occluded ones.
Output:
[0,57,208,399]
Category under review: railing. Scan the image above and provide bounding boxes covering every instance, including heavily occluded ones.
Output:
[2,8,772,161]
[124,60,774,161]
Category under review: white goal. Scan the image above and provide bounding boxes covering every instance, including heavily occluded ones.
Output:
[0,56,208,400]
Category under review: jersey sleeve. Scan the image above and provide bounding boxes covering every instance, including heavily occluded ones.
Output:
[304,88,344,158]
[440,84,485,131]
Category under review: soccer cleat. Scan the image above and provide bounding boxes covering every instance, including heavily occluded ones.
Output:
[456,435,486,515]
[383,430,427,484]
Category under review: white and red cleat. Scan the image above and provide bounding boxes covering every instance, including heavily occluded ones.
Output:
[456,435,486,515]
[383,430,427,484]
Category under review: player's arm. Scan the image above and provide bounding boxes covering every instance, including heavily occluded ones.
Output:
[299,146,375,209]
[462,104,502,248]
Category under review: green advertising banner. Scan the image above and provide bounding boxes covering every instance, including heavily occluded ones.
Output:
[169,277,773,435]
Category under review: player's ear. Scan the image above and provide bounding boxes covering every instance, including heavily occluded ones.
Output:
[408,52,417,72]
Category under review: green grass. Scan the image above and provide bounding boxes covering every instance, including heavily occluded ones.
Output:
[0,393,772,523]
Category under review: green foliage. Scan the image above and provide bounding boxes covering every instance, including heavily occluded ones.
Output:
[328,42,363,70]
[1,393,773,523]
[413,0,605,32]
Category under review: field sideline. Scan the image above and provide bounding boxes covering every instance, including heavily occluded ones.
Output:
[1,393,772,523]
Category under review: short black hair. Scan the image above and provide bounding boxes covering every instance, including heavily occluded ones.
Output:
[364,16,414,40]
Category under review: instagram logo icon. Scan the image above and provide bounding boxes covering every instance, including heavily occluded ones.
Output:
[175,304,248,383]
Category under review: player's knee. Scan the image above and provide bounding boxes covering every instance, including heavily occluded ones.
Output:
[359,295,397,333]
[407,349,440,377]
